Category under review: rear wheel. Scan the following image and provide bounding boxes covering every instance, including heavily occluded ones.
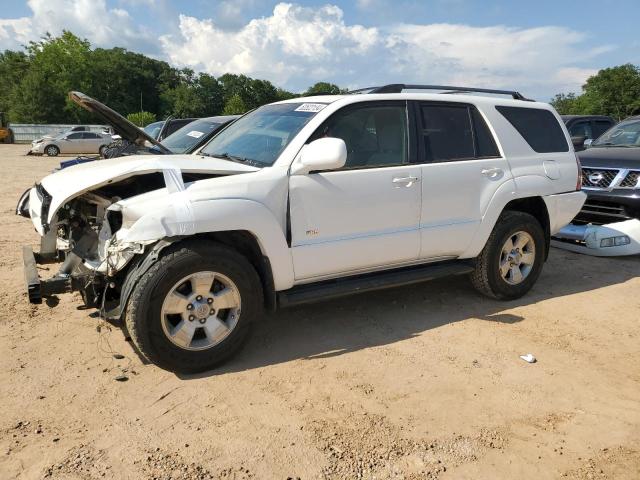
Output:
[125,241,263,373]
[45,145,59,156]
[470,211,545,300]
[98,145,107,157]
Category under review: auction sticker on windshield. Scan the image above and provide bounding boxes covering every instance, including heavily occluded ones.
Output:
[186,131,205,138]
[295,103,326,113]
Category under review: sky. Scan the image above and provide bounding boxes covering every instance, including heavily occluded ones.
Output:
[1,0,638,100]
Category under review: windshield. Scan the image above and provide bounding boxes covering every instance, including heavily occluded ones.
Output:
[592,120,640,147]
[143,121,164,140]
[160,118,224,154]
[200,103,325,167]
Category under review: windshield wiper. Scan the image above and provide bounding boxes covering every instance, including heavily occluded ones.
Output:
[202,152,264,167]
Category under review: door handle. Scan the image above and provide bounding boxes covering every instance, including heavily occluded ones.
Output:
[481,167,503,179]
[392,176,420,187]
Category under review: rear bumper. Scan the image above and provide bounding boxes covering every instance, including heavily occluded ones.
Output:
[552,219,640,256]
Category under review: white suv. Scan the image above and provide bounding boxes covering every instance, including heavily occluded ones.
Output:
[18,85,586,372]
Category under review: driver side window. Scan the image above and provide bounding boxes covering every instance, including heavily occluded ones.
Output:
[312,102,408,169]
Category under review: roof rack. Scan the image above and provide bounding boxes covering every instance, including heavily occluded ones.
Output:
[350,84,532,101]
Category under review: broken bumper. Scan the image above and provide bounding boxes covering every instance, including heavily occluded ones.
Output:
[551,219,640,256]
[22,245,97,304]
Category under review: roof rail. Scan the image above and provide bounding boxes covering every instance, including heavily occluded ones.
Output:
[364,84,532,101]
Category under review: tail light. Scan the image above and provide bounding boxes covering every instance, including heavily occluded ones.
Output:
[575,153,582,191]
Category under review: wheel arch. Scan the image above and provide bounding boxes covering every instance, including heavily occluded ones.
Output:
[503,196,551,259]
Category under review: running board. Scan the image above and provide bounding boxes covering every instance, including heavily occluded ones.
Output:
[277,260,474,308]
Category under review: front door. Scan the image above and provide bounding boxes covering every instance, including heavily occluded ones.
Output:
[289,101,422,281]
[413,102,514,259]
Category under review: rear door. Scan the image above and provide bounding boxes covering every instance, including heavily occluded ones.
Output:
[63,132,84,153]
[413,101,513,259]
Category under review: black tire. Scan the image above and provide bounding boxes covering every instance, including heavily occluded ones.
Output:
[470,211,546,300]
[98,145,107,157]
[125,240,263,373]
[45,144,59,157]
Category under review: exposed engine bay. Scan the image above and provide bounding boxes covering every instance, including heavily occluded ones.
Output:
[20,171,224,310]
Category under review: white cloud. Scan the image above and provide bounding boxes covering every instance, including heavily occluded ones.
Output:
[159,3,609,97]
[0,1,610,98]
[0,0,152,51]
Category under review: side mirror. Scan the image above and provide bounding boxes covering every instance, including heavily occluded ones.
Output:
[583,138,593,148]
[291,137,347,175]
[571,135,587,147]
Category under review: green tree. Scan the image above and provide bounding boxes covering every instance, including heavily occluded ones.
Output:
[304,82,343,96]
[127,111,156,127]
[550,93,580,115]
[0,50,29,121]
[223,94,247,114]
[9,31,93,123]
[551,64,640,119]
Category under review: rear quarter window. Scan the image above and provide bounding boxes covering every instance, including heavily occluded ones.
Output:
[496,106,569,153]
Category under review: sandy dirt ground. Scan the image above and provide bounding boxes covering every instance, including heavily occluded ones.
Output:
[0,143,639,479]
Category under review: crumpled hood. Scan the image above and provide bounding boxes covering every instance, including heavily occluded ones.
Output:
[38,154,258,224]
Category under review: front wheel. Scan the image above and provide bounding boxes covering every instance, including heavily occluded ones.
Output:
[45,145,59,156]
[470,211,545,300]
[125,241,263,372]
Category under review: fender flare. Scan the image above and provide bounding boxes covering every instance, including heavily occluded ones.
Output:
[459,176,554,258]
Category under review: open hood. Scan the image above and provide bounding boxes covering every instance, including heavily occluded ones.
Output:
[69,91,172,154]
[35,154,259,228]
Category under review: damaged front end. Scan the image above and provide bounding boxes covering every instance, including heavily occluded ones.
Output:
[21,181,153,309]
[17,154,258,312]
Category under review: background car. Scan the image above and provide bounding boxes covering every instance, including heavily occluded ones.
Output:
[57,92,238,167]
[561,115,616,151]
[157,115,239,154]
[143,117,197,141]
[553,115,640,255]
[30,130,112,156]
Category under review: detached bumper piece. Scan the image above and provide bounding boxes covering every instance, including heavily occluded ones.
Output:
[22,245,101,305]
[552,219,640,257]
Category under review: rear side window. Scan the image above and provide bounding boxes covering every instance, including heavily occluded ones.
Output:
[417,103,500,162]
[496,106,568,153]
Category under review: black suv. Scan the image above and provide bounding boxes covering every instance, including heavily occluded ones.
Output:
[562,115,616,151]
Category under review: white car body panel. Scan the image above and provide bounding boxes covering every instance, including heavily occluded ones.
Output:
[289,164,422,280]
[39,154,258,225]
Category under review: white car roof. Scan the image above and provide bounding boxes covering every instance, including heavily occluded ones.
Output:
[275,92,550,110]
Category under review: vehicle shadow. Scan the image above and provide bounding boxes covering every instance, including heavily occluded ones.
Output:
[173,249,639,380]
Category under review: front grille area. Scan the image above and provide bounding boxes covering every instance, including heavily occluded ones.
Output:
[575,200,632,225]
[620,170,639,188]
[581,168,619,189]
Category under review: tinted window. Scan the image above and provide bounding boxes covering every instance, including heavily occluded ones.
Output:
[592,120,613,139]
[82,132,100,139]
[161,119,223,154]
[67,132,83,140]
[314,103,408,169]
[166,119,194,137]
[496,106,568,153]
[569,121,593,138]
[471,108,500,157]
[420,105,473,161]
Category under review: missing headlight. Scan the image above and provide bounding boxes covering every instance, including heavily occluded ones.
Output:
[107,210,123,234]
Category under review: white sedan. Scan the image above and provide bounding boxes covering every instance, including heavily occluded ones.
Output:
[30,131,113,156]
